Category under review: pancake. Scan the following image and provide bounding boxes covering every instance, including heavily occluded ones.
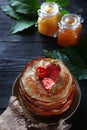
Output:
[19,57,76,116]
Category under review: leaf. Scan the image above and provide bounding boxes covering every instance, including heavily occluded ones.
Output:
[44,45,87,80]
[1,5,21,19]
[10,0,40,7]
[9,0,40,15]
[11,1,32,14]
[60,9,69,17]
[1,0,40,20]
[56,0,69,8]
[46,0,69,8]
[10,20,36,34]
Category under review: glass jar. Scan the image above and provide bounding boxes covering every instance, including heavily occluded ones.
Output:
[58,14,83,47]
[37,2,61,37]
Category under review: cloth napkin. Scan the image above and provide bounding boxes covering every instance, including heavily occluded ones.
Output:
[0,96,71,130]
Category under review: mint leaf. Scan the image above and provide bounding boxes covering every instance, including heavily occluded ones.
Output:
[10,20,36,34]
[44,46,87,80]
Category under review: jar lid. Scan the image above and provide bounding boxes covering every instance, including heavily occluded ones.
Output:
[38,2,61,17]
[59,14,83,29]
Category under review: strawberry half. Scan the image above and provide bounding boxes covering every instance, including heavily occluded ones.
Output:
[37,66,47,79]
[42,78,55,90]
[46,64,61,82]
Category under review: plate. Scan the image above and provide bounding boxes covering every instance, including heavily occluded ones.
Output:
[12,74,81,124]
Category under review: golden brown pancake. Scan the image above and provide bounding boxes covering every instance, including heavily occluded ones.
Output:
[19,57,76,116]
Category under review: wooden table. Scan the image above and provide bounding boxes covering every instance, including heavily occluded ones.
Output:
[0,0,87,129]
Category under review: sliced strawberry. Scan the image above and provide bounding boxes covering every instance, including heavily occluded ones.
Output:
[37,66,47,79]
[46,64,57,75]
[50,68,61,81]
[46,64,61,81]
[42,78,55,90]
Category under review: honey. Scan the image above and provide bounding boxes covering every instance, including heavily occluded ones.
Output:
[58,14,83,47]
[37,2,61,37]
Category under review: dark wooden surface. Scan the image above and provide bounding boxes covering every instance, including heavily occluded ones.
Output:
[0,0,87,129]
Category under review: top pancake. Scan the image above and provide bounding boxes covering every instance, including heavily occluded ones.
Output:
[19,57,73,103]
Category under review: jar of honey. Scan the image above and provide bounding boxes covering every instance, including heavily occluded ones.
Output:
[58,14,83,47]
[37,2,61,37]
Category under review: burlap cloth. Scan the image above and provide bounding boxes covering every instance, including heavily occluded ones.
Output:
[0,96,71,130]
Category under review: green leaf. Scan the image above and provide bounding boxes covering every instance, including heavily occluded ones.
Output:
[10,1,32,14]
[56,0,69,8]
[44,45,87,80]
[46,0,69,8]
[10,0,40,7]
[9,0,40,15]
[61,9,69,17]
[1,5,21,19]
[10,20,36,34]
[1,0,40,20]
[1,0,40,33]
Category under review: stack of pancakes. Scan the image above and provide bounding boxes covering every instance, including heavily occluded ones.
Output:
[19,57,76,116]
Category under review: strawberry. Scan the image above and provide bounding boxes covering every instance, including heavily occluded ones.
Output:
[46,64,61,81]
[42,78,55,90]
[37,63,61,90]
[37,66,47,79]
[50,68,60,81]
